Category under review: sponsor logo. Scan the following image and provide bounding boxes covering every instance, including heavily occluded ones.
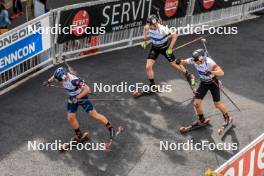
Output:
[217,134,264,176]
[101,0,150,31]
[203,0,215,9]
[71,10,90,36]
[164,0,179,17]
[0,21,41,50]
[0,32,43,73]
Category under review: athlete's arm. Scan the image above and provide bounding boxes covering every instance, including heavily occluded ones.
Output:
[169,32,178,49]
[176,58,190,65]
[211,65,224,77]
[143,25,149,41]
[48,75,56,82]
[71,79,90,99]
[76,84,90,99]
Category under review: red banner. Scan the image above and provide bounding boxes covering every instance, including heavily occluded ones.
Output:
[216,133,264,176]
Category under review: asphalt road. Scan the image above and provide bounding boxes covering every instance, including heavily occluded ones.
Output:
[0,15,264,176]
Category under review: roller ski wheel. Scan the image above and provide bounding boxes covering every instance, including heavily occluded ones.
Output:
[218,117,234,137]
[179,118,210,134]
[132,91,142,97]
[104,126,124,150]
[59,131,89,152]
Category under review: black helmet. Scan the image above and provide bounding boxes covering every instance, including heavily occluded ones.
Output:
[192,49,205,61]
[147,14,158,25]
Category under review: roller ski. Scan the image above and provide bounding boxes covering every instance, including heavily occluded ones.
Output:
[132,84,159,98]
[180,118,210,134]
[218,116,234,139]
[59,131,89,152]
[104,126,124,150]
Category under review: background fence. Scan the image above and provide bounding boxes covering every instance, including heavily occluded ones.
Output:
[0,0,264,91]
[0,12,54,91]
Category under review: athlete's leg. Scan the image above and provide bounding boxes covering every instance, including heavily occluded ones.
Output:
[67,102,88,140]
[67,112,79,129]
[146,59,156,83]
[78,98,107,124]
[193,99,203,115]
[89,109,115,139]
[79,97,115,139]
[210,82,232,125]
[161,48,195,86]
[88,109,109,124]
[169,61,187,75]
[210,80,228,113]
[146,47,159,86]
[159,47,187,74]
[214,101,232,126]
[214,101,228,114]
[170,61,195,87]
[193,99,207,124]
[193,83,209,124]
[79,98,109,125]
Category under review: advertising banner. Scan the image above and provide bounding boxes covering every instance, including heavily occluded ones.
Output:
[193,0,258,14]
[57,0,151,43]
[0,17,51,73]
[57,0,189,43]
[216,133,264,176]
[151,0,189,20]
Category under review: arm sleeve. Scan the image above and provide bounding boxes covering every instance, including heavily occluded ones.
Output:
[71,79,85,88]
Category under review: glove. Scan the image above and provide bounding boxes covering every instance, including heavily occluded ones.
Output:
[166,48,173,57]
[42,81,51,87]
[175,59,182,65]
[69,96,78,104]
[205,70,212,76]
[141,41,148,49]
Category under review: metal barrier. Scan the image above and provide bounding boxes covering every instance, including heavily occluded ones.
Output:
[0,0,264,91]
[55,0,264,63]
[0,12,54,90]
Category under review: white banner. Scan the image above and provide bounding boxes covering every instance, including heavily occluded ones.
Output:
[0,15,51,73]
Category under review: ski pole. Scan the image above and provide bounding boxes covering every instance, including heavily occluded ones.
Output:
[73,98,126,102]
[201,39,241,111]
[210,78,241,112]
[43,83,97,96]
[152,5,162,24]
[173,35,210,51]
[62,56,77,75]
